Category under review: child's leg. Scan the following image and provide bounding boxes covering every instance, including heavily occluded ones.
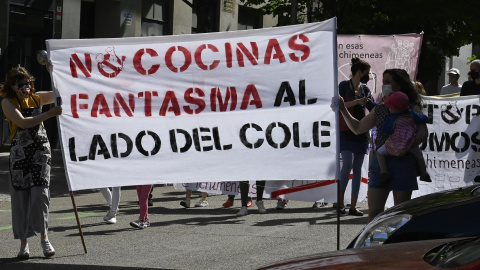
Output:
[410,147,426,175]
[376,146,389,174]
[376,146,392,184]
[410,147,431,182]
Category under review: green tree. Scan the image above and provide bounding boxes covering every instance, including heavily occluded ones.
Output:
[241,0,480,94]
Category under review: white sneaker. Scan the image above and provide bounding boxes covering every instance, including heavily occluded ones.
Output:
[180,199,191,208]
[195,199,209,207]
[236,206,248,216]
[256,201,267,213]
[17,243,29,259]
[104,209,117,224]
[41,239,55,257]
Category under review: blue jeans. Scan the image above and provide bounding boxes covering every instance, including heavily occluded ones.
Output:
[340,150,365,198]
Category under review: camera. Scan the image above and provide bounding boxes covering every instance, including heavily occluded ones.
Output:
[36,50,48,65]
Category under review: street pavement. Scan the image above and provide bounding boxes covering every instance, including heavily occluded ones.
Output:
[0,148,369,270]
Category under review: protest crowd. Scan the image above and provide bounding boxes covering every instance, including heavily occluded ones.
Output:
[1,19,479,261]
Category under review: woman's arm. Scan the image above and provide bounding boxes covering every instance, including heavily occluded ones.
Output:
[1,99,62,129]
[37,91,55,105]
[339,96,376,134]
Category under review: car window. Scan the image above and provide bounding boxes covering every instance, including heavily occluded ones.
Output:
[425,237,480,268]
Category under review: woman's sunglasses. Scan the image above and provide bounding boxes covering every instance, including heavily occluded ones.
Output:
[16,81,32,88]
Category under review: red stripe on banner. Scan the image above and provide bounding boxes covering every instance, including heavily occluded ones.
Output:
[270,175,368,198]
[271,180,337,198]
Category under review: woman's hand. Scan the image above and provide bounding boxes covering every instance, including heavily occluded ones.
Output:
[48,106,62,117]
[356,97,368,106]
[339,96,346,111]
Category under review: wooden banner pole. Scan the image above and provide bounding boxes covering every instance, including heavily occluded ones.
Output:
[69,191,87,253]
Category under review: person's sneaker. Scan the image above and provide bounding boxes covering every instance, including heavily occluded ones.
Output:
[195,199,209,207]
[180,199,191,208]
[130,219,146,229]
[420,174,432,182]
[144,219,150,227]
[148,199,153,207]
[103,209,117,224]
[348,208,364,216]
[41,239,55,257]
[337,205,346,215]
[17,244,29,259]
[236,206,248,216]
[256,201,267,213]
[222,200,234,208]
[247,200,253,207]
[276,200,288,210]
[312,202,328,208]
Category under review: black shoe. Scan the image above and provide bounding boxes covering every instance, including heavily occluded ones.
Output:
[348,208,364,216]
[337,206,346,214]
[148,199,153,207]
[420,174,432,182]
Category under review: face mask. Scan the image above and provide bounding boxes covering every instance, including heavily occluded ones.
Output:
[382,85,393,98]
[470,70,479,80]
[448,75,459,84]
[360,74,369,84]
[15,86,31,97]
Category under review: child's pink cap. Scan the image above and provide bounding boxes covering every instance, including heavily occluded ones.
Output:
[384,91,409,112]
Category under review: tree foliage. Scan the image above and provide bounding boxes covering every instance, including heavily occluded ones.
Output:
[241,0,480,92]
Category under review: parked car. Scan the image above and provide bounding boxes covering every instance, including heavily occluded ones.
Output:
[258,236,480,269]
[347,184,480,248]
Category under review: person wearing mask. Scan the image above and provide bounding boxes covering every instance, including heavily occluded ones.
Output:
[440,68,462,95]
[337,57,376,216]
[460,60,480,96]
[339,68,428,221]
[1,65,62,259]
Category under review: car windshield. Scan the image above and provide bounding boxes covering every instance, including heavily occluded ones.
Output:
[425,237,480,268]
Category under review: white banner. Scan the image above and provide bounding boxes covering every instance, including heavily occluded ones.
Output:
[174,154,369,204]
[47,19,339,191]
[385,94,480,207]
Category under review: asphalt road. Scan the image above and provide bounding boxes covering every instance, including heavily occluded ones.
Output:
[0,149,369,270]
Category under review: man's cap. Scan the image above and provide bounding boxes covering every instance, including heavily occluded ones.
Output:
[447,68,460,76]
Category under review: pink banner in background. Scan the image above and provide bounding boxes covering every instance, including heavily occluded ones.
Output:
[337,34,423,101]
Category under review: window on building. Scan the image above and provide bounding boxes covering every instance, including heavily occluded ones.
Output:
[191,0,219,33]
[142,0,170,36]
[238,5,262,30]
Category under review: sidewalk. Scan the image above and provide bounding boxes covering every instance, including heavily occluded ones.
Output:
[0,148,368,269]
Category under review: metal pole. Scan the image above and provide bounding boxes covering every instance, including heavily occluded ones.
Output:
[336,179,340,250]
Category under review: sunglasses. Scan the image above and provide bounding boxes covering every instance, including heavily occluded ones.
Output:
[16,81,32,88]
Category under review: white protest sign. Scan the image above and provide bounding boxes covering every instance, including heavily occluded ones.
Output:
[47,19,339,191]
[385,94,480,207]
